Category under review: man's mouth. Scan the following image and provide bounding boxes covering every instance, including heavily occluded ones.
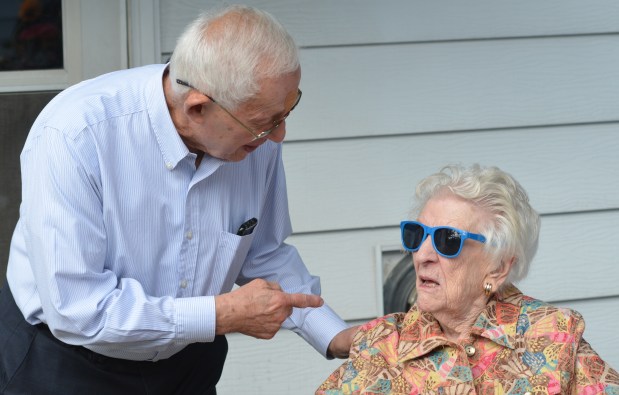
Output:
[243,144,260,153]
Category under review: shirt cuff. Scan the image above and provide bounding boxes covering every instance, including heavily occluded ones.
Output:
[173,295,216,343]
[292,303,350,359]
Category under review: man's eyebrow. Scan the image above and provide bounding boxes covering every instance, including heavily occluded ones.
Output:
[248,110,284,127]
[245,115,268,128]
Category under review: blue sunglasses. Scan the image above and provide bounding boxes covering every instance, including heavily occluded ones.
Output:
[400,221,486,258]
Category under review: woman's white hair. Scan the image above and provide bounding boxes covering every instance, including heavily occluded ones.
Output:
[169,5,299,109]
[410,164,541,286]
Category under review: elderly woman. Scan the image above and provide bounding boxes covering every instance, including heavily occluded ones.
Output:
[317,164,619,394]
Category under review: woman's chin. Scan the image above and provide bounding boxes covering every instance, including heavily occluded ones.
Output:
[416,282,441,300]
[415,293,441,314]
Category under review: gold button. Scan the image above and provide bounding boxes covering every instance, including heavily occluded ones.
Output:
[464,344,476,357]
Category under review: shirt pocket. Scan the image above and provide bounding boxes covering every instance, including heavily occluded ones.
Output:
[215,230,256,291]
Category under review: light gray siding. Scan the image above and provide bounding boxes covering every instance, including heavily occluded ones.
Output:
[160,1,619,393]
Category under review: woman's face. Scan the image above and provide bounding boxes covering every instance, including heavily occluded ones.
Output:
[413,193,495,321]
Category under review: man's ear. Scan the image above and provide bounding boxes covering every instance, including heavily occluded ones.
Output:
[487,256,515,289]
[183,91,210,124]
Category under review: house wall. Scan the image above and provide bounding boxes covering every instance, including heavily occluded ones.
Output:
[158,1,619,393]
[160,1,619,393]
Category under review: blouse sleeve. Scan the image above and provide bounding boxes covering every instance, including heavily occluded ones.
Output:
[315,314,407,394]
[571,337,619,394]
[315,319,379,395]
[315,326,367,394]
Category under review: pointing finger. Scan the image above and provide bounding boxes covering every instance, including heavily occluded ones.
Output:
[286,293,324,309]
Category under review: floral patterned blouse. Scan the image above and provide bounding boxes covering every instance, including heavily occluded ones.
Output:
[316,285,619,395]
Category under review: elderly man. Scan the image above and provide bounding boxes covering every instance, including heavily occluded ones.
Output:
[0,5,355,394]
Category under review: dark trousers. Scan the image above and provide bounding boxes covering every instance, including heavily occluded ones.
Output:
[0,282,227,395]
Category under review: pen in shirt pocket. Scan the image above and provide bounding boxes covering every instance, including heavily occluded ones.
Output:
[236,217,258,236]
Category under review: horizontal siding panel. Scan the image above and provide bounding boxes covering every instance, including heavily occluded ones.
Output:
[284,126,619,232]
[218,329,349,395]
[291,228,395,319]
[517,211,619,303]
[160,0,619,51]
[287,35,619,140]
[291,210,619,320]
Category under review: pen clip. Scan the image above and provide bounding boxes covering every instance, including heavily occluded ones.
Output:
[236,217,258,236]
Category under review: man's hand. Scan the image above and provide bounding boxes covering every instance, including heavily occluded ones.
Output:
[327,325,360,359]
[215,279,323,339]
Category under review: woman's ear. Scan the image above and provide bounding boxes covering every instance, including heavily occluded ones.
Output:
[487,256,515,289]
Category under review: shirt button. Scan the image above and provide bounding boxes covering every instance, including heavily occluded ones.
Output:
[180,280,188,289]
[165,162,173,170]
[464,344,476,357]
[185,231,193,239]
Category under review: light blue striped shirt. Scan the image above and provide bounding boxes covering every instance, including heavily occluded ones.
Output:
[7,64,348,361]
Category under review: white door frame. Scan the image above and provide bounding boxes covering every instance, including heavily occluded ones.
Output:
[127,0,161,67]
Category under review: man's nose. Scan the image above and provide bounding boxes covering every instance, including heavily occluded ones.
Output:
[266,121,286,143]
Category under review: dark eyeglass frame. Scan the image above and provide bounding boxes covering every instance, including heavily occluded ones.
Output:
[176,79,302,141]
[400,220,486,258]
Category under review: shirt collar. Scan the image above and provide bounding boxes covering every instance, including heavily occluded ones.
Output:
[397,284,524,363]
[146,64,194,171]
[469,284,522,349]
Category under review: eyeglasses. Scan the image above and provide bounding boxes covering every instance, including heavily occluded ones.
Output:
[176,79,302,141]
[400,221,486,258]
